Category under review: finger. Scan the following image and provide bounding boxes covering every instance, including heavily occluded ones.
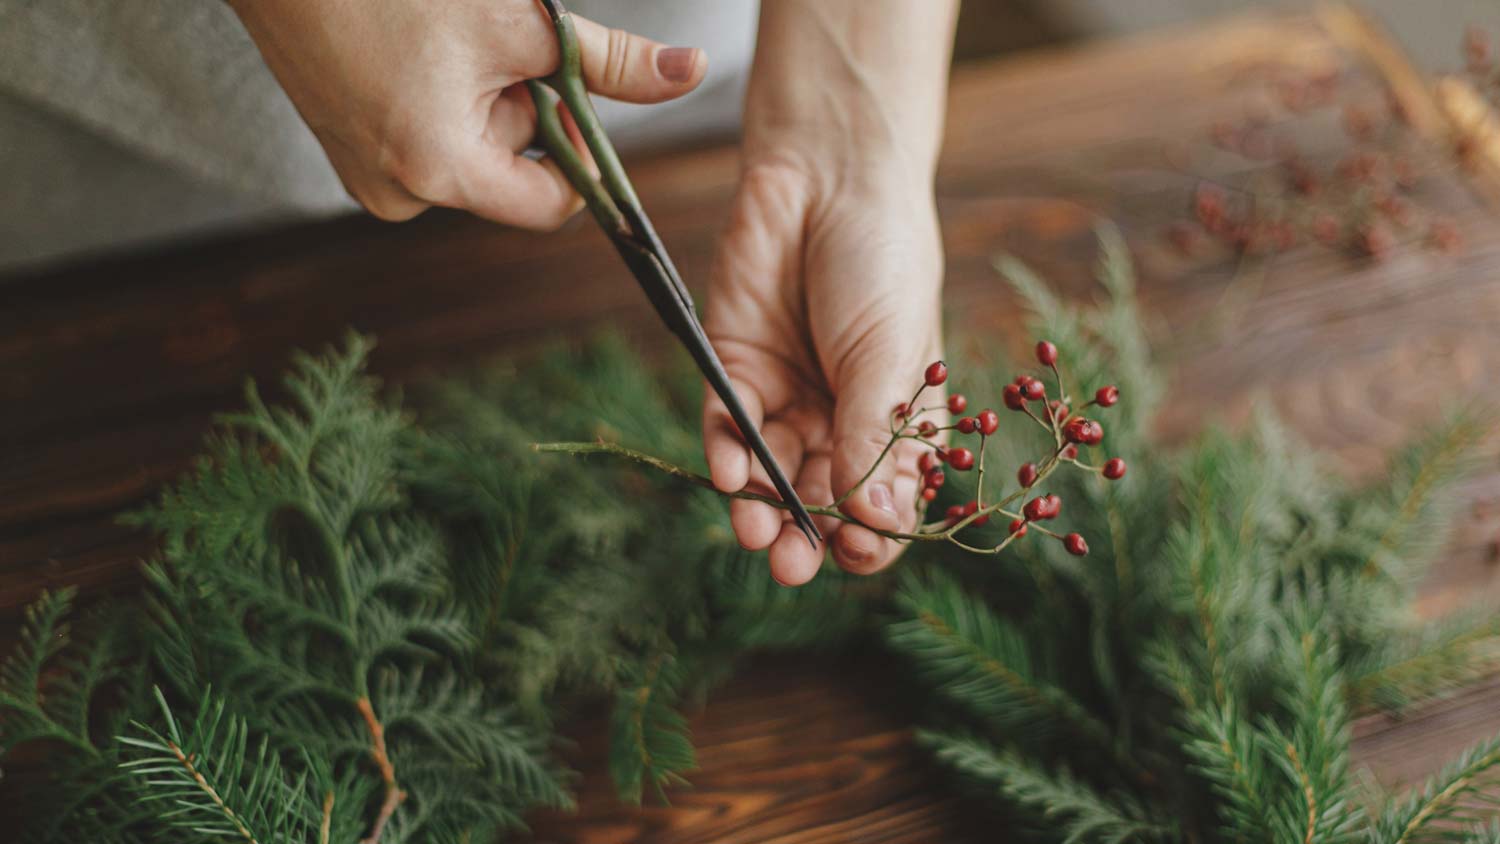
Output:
[486,86,538,153]
[837,465,922,577]
[457,99,587,231]
[701,377,766,494]
[769,453,835,586]
[728,420,804,551]
[571,17,707,103]
[768,521,824,586]
[730,497,781,552]
[829,325,939,574]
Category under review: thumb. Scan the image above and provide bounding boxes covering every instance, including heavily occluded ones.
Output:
[570,16,707,104]
[829,324,942,574]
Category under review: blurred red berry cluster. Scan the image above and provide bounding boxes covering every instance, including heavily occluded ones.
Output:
[1167,63,1463,263]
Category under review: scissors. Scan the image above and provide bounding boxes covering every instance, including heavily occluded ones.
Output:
[524,0,822,547]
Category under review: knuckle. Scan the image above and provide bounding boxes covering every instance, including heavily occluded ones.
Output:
[605,27,632,90]
[379,141,450,202]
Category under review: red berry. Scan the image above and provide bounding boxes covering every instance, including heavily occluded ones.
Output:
[935,447,949,464]
[1063,533,1089,557]
[958,499,989,527]
[976,408,999,436]
[1102,458,1127,480]
[1048,401,1070,423]
[1019,377,1046,401]
[1094,386,1120,408]
[1311,214,1342,247]
[926,468,946,490]
[1008,519,1028,537]
[1429,219,1462,254]
[956,417,977,434]
[1023,497,1049,522]
[1064,417,1104,446]
[918,420,939,438]
[948,393,968,414]
[921,487,937,502]
[1042,494,1062,519]
[1061,444,1079,460]
[925,361,948,387]
[1359,223,1395,261]
[1376,194,1411,226]
[945,504,964,523]
[893,402,911,420]
[1035,340,1059,367]
[1017,462,1039,488]
[1002,384,1026,411]
[947,447,975,471]
[919,451,938,474]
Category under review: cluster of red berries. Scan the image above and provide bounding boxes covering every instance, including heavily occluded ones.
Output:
[887,340,1126,558]
[1167,65,1462,263]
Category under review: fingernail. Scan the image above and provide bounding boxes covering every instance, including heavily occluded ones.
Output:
[869,482,896,514]
[656,47,699,82]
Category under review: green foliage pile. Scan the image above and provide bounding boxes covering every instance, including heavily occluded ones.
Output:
[3,227,1499,842]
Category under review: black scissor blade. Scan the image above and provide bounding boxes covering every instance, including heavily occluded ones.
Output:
[614,237,822,547]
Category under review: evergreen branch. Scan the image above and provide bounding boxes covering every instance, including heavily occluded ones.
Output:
[889,573,1151,785]
[119,687,320,844]
[1359,412,1485,579]
[0,588,101,756]
[1373,731,1500,844]
[1350,613,1500,713]
[1179,700,1271,841]
[919,730,1171,844]
[610,654,694,805]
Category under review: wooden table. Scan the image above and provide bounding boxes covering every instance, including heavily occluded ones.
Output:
[4,8,1500,842]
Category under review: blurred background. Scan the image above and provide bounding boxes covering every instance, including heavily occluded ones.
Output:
[1,0,1491,276]
[976,0,1495,70]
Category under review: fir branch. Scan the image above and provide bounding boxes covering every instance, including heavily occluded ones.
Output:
[919,730,1172,844]
[1357,411,1486,580]
[888,573,1149,784]
[1350,612,1500,713]
[1179,700,1272,841]
[1260,607,1361,844]
[0,588,97,754]
[1373,731,1500,844]
[610,655,695,805]
[119,687,322,844]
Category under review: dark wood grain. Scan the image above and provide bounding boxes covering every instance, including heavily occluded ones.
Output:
[4,9,1500,841]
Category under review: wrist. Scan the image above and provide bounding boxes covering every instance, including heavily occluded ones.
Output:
[742,0,957,190]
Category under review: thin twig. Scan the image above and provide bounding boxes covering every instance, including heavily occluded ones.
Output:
[357,697,407,844]
[533,440,1072,552]
[320,791,335,844]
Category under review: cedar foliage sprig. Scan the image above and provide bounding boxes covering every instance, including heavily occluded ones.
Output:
[3,225,1500,842]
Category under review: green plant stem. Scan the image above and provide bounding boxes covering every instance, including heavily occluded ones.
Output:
[533,439,1081,554]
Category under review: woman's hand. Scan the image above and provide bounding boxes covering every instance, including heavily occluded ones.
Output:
[702,0,957,585]
[229,0,706,228]
[703,158,944,586]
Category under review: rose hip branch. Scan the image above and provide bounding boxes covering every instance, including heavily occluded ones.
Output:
[535,338,1126,560]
